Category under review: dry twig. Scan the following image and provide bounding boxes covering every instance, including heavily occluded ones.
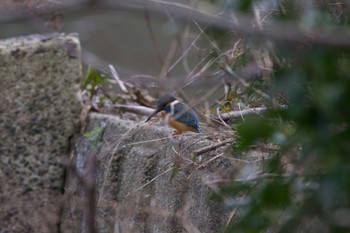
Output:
[217,107,268,121]
[114,104,154,116]
[108,64,128,93]
[193,138,234,157]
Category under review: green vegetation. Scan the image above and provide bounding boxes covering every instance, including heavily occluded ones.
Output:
[208,1,350,232]
[81,67,108,99]
[84,126,105,149]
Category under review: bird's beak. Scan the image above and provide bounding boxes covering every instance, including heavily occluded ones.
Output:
[145,107,161,122]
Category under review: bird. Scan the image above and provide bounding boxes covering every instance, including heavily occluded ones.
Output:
[145,94,202,134]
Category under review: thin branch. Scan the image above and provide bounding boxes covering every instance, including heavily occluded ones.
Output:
[114,104,154,116]
[193,20,222,52]
[225,208,238,229]
[133,167,174,192]
[168,29,203,73]
[159,34,179,79]
[193,139,234,157]
[108,64,128,93]
[195,152,224,170]
[2,0,350,48]
[216,107,230,127]
[125,135,173,146]
[216,107,268,121]
[113,102,272,126]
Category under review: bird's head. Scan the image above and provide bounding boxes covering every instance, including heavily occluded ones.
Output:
[145,93,177,122]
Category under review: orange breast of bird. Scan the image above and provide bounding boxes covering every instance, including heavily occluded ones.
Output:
[161,111,197,133]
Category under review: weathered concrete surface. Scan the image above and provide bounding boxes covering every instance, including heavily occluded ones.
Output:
[0,33,82,232]
[63,113,268,233]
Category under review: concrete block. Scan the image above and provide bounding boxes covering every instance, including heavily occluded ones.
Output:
[0,33,82,233]
[63,113,253,233]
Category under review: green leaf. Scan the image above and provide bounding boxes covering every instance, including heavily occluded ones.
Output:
[170,165,180,181]
[84,126,105,149]
[260,178,291,208]
[81,67,107,97]
[235,116,274,151]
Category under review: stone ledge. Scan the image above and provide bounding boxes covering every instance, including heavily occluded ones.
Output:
[62,113,266,233]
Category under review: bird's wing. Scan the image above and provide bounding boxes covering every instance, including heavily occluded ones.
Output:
[172,102,200,128]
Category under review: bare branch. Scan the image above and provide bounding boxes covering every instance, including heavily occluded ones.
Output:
[133,167,174,192]
[216,107,268,121]
[108,64,128,93]
[2,0,350,48]
[193,139,234,157]
[114,104,154,116]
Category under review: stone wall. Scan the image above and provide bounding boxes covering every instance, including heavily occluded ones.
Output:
[62,113,266,233]
[0,33,82,233]
[0,33,267,233]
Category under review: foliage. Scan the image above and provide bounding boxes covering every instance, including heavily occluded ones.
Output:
[81,66,128,111]
[210,0,350,232]
[84,125,105,149]
[81,67,108,99]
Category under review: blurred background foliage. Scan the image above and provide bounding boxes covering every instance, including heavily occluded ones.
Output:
[2,0,350,232]
[218,1,350,233]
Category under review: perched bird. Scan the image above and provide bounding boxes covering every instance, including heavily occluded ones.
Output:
[145,94,202,134]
